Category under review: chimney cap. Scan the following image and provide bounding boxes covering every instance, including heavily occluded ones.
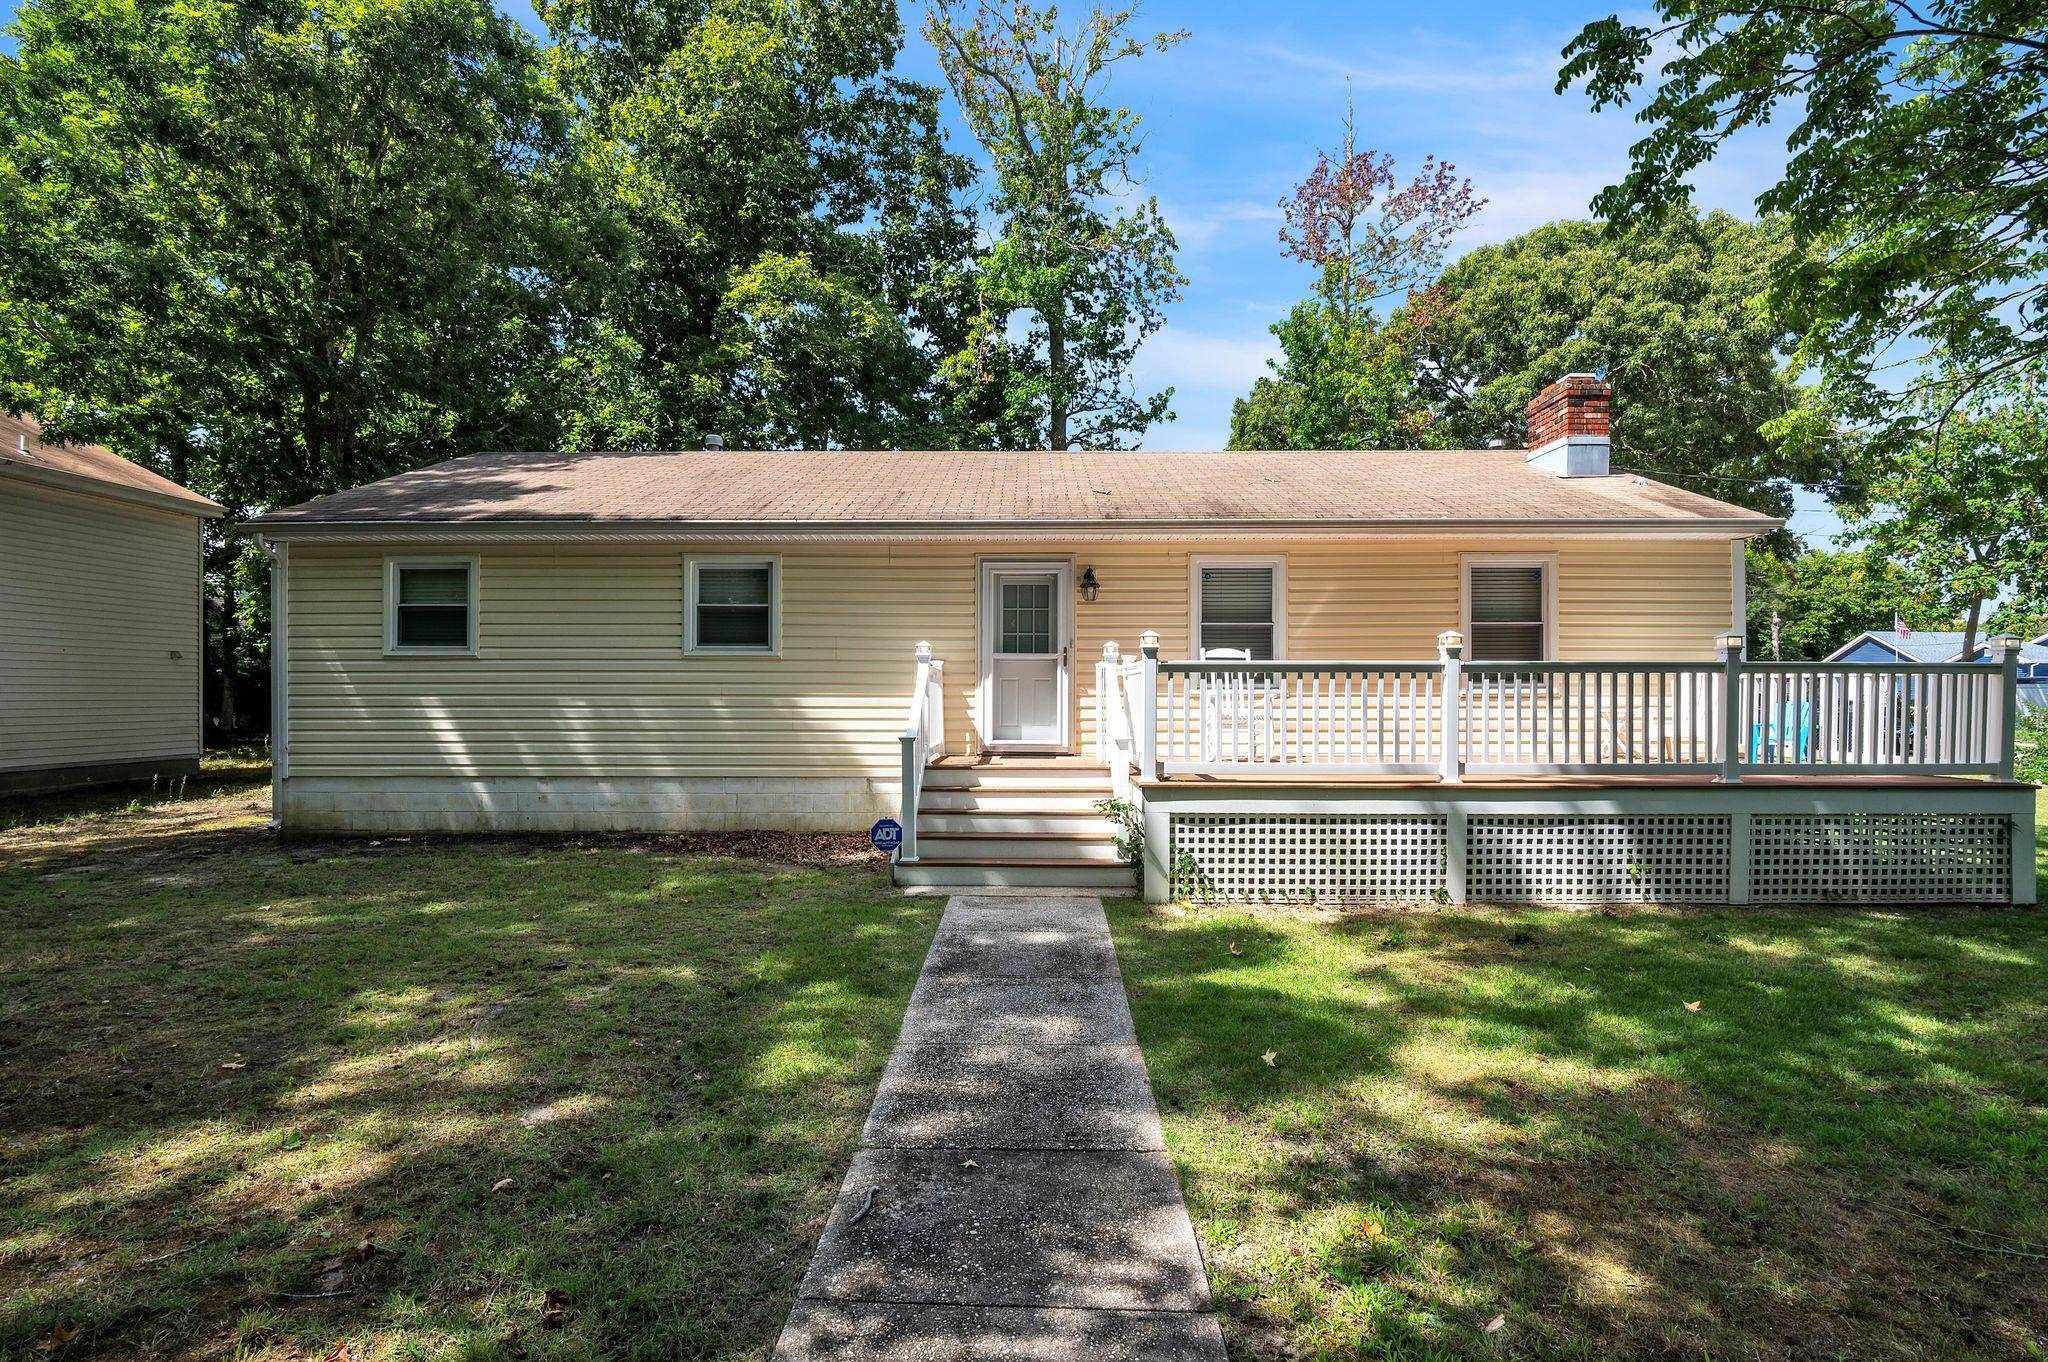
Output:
[703,433,725,451]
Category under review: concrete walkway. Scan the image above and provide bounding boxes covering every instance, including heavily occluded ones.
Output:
[773,894,1227,1360]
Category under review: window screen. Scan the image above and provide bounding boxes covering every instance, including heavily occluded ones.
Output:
[394,565,471,649]
[1468,564,1546,660]
[1199,565,1277,659]
[693,562,774,650]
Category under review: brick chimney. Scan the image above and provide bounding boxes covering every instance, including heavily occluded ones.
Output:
[1524,373,1611,477]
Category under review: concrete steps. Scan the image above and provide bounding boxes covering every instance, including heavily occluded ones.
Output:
[894,760,1135,893]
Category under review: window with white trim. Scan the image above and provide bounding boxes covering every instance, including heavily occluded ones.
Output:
[686,556,778,654]
[1464,559,1552,661]
[386,559,476,654]
[1195,560,1283,659]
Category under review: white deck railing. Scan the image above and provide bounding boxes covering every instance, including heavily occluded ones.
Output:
[1157,661,1444,775]
[1734,662,2009,771]
[1461,662,1722,774]
[1121,630,2024,783]
[895,642,945,862]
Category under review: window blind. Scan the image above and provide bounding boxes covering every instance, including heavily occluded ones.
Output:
[694,563,773,649]
[1200,566,1276,659]
[394,565,471,649]
[1468,564,1545,661]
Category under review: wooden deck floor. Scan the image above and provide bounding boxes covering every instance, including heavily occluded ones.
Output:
[1137,771,2022,790]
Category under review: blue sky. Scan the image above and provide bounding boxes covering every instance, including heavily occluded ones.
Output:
[1,0,1838,541]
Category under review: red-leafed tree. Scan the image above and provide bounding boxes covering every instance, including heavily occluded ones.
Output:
[1276,107,1482,325]
[1231,108,1482,450]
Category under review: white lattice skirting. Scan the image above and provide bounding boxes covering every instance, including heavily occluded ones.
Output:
[1172,815,1447,902]
[1167,808,2019,905]
[1466,815,1731,903]
[1750,814,2011,904]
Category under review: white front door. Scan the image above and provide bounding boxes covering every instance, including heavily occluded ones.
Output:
[984,564,1069,748]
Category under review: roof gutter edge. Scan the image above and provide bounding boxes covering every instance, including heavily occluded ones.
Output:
[248,514,1781,541]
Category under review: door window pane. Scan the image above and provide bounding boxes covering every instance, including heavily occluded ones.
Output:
[1000,580,1054,654]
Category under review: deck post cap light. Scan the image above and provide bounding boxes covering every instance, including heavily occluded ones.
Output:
[1079,566,1100,602]
[1991,633,2023,653]
[1719,631,1747,652]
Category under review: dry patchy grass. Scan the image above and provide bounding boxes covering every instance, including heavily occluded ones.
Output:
[0,767,935,1361]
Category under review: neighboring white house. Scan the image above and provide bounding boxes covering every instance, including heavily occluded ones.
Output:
[1,413,223,794]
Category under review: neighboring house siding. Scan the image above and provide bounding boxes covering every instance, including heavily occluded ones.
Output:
[1,479,202,777]
[283,535,1735,784]
[1833,638,1907,664]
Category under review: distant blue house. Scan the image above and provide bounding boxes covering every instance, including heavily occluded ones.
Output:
[1825,630,2048,712]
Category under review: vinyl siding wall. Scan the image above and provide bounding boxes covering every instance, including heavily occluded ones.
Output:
[282,535,1736,781]
[1,479,202,773]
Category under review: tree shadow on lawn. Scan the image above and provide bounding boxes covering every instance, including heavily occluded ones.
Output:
[1,825,939,1361]
[1111,902,2048,1360]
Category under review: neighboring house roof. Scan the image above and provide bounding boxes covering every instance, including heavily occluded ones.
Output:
[1825,629,2048,665]
[251,447,1777,537]
[0,412,221,517]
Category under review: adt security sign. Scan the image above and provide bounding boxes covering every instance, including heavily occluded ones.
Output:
[869,817,904,855]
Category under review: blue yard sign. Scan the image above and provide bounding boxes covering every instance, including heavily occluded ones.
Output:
[869,817,903,854]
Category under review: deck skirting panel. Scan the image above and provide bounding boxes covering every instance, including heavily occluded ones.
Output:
[1137,780,2036,907]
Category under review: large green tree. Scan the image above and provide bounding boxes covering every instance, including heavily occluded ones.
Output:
[0,0,600,507]
[1559,1,2048,461]
[540,0,991,451]
[926,0,1185,449]
[1409,211,1813,516]
[0,0,608,740]
[1842,370,2048,658]
[1744,545,1923,660]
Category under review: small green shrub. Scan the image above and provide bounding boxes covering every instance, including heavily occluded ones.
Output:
[1095,796,1143,863]
[2016,710,2048,783]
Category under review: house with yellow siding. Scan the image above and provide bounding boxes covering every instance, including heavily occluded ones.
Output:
[2,414,222,794]
[251,375,2037,907]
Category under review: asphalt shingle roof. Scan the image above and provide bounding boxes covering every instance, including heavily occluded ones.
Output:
[253,447,1775,531]
[1,413,220,515]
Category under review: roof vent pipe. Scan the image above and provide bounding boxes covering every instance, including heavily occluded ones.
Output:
[703,434,725,451]
[1524,373,1611,477]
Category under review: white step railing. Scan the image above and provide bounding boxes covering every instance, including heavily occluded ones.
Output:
[1094,642,1148,801]
[1123,631,2024,783]
[896,642,944,862]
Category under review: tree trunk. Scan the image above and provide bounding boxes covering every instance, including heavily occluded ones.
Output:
[1962,593,1984,661]
[218,576,240,738]
[1047,310,1068,449]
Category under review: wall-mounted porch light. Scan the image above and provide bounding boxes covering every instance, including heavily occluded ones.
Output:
[1079,566,1100,603]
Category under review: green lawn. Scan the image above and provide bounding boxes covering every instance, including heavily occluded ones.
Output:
[0,768,935,1361]
[1110,805,2048,1360]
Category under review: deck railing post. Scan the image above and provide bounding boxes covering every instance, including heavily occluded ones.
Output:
[1719,633,1745,783]
[1139,630,1161,780]
[928,657,945,760]
[1993,634,2022,781]
[1098,641,1120,766]
[1436,630,1464,784]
